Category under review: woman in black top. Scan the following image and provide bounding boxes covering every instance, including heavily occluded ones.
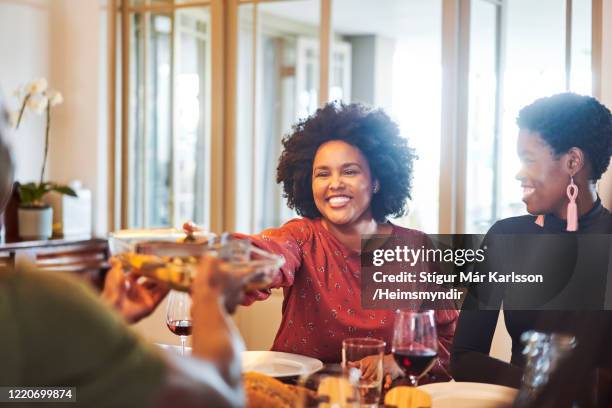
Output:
[450,93,612,388]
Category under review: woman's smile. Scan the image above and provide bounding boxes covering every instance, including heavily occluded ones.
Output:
[312,140,376,227]
[521,185,536,202]
[516,129,571,216]
[326,194,352,208]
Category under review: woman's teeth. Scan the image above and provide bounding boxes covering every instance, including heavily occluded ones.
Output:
[328,196,350,207]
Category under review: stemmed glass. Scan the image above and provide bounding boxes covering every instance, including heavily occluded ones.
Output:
[392,310,438,386]
[166,290,193,355]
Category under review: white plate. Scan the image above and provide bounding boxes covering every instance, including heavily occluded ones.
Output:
[108,228,215,255]
[155,346,323,378]
[242,351,323,378]
[418,382,518,408]
[156,343,192,356]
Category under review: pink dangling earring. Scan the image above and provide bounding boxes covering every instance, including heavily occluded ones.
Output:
[566,176,578,231]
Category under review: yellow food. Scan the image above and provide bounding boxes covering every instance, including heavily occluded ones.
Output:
[121,252,159,269]
[384,386,432,408]
[244,371,306,408]
[317,376,356,408]
[118,252,196,290]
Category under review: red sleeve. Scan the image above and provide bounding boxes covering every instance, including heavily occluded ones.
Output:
[235,219,311,305]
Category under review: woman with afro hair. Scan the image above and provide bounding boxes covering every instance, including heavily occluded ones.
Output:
[236,102,458,382]
[451,93,612,393]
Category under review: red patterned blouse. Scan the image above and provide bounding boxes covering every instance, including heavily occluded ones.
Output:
[238,217,458,376]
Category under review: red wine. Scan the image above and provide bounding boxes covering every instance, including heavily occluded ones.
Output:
[393,348,437,377]
[167,319,193,336]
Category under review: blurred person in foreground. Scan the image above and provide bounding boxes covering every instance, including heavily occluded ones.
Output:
[0,97,244,408]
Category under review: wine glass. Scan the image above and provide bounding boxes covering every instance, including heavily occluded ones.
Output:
[392,310,438,386]
[166,290,193,355]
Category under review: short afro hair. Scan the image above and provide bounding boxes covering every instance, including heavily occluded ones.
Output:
[276,102,416,223]
[517,93,612,181]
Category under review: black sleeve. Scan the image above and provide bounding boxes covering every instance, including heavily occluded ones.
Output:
[450,310,522,387]
[450,221,522,387]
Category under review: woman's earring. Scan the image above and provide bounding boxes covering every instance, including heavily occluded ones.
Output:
[373,183,379,194]
[566,176,579,231]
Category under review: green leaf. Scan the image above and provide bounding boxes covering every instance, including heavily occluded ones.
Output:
[17,182,78,206]
[36,183,49,197]
[17,185,34,204]
[17,182,46,205]
[52,185,78,197]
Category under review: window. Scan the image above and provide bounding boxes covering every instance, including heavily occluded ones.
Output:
[235,0,321,233]
[465,0,500,233]
[121,1,211,229]
[331,0,443,233]
[112,0,596,235]
[465,0,593,233]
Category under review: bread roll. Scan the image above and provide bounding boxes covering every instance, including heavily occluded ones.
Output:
[384,386,432,408]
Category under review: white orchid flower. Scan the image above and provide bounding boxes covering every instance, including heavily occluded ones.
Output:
[27,95,49,114]
[27,78,48,94]
[48,90,64,107]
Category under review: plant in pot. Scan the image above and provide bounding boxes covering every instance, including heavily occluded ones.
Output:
[11,78,76,240]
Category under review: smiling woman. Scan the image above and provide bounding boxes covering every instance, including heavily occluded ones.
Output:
[451,93,612,391]
[233,102,459,383]
[311,140,384,240]
[515,93,612,221]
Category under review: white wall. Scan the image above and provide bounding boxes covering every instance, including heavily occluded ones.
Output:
[47,0,107,235]
[0,0,50,183]
[0,0,108,235]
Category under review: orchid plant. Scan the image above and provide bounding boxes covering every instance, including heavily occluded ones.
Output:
[11,78,76,208]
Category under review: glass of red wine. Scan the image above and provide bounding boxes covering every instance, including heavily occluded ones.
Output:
[392,310,438,386]
[166,290,193,356]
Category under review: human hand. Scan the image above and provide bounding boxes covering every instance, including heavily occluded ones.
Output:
[191,256,245,386]
[383,353,405,380]
[349,353,404,383]
[102,258,170,323]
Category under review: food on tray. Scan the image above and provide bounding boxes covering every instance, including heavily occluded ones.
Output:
[182,221,201,242]
[112,227,284,291]
[117,252,196,290]
[384,386,432,408]
[244,371,313,408]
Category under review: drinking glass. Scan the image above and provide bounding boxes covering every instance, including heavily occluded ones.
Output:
[342,338,386,407]
[298,364,359,408]
[392,310,438,386]
[166,290,193,355]
[515,330,577,406]
[118,234,280,293]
